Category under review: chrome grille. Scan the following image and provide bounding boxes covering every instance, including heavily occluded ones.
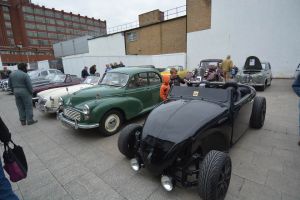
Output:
[63,108,81,121]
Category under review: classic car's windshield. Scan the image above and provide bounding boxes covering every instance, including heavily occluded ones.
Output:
[50,75,66,83]
[169,86,230,104]
[100,72,129,87]
[200,61,220,68]
[83,76,101,85]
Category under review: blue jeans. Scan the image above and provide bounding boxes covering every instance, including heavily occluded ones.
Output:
[0,159,19,200]
[299,99,300,136]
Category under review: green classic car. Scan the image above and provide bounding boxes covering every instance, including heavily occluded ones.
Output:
[58,67,162,136]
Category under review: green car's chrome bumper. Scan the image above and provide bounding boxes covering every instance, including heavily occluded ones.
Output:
[57,113,99,129]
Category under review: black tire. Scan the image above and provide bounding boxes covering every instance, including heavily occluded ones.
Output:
[267,78,272,86]
[99,109,124,136]
[198,150,232,200]
[118,124,142,158]
[250,96,266,129]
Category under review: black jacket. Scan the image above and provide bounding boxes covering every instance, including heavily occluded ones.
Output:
[0,117,11,144]
[292,73,300,97]
[170,75,185,87]
[81,69,89,78]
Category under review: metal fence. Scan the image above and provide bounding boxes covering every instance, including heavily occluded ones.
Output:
[107,5,186,34]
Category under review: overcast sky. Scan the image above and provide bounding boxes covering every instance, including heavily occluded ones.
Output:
[31,0,186,27]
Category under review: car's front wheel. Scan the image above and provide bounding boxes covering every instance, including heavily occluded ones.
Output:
[99,109,123,136]
[118,124,142,158]
[250,96,266,128]
[198,150,232,200]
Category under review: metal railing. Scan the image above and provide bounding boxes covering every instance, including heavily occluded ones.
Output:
[107,5,186,34]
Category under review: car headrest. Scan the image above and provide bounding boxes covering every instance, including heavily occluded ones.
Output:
[223,81,238,90]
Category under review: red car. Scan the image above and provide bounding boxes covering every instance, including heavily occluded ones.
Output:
[32,74,81,101]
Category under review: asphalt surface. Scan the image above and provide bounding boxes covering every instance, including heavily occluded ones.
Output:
[0,79,299,200]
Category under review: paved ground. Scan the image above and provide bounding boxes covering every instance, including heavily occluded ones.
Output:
[0,79,299,200]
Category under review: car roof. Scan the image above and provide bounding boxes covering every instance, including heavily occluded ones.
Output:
[109,67,159,75]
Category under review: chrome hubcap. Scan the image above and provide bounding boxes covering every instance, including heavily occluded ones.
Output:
[105,114,120,132]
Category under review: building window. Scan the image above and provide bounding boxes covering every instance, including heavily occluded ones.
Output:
[45,10,54,17]
[36,24,46,31]
[72,16,80,22]
[127,32,137,42]
[80,24,87,29]
[8,38,15,45]
[25,22,36,29]
[57,27,65,33]
[6,30,13,37]
[27,30,37,37]
[22,6,33,13]
[87,19,94,25]
[80,18,86,24]
[57,34,65,40]
[29,39,38,45]
[5,21,11,28]
[63,14,72,21]
[73,23,80,29]
[47,25,56,32]
[3,13,10,20]
[35,16,45,23]
[48,33,57,39]
[34,8,44,15]
[3,7,9,12]
[65,28,73,34]
[24,14,35,22]
[55,12,63,19]
[45,18,55,25]
[37,32,47,38]
[56,20,64,26]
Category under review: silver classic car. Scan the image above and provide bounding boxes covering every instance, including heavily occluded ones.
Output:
[236,56,272,91]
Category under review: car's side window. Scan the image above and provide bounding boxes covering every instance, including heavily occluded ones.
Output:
[41,71,48,76]
[65,76,72,83]
[148,72,161,85]
[128,73,148,89]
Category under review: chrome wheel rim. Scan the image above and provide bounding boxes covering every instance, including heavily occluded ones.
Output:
[105,114,120,133]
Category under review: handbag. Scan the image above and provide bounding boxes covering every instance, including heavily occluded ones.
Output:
[3,140,28,182]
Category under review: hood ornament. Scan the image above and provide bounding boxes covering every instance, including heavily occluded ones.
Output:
[96,93,100,99]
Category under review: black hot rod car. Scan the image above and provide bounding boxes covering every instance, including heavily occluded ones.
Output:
[118,82,266,200]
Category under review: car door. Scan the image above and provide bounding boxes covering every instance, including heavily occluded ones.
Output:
[231,94,253,143]
[125,72,152,115]
[148,72,162,105]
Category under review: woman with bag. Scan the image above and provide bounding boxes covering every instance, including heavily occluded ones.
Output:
[0,117,19,200]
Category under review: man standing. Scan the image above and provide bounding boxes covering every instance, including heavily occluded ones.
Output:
[221,55,234,81]
[8,63,37,126]
[292,73,300,145]
[169,68,185,87]
[81,66,89,79]
[89,65,96,76]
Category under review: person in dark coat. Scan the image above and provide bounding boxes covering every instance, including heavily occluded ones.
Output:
[81,66,89,79]
[292,73,300,145]
[169,68,185,87]
[8,63,37,126]
[89,65,97,76]
[0,117,19,199]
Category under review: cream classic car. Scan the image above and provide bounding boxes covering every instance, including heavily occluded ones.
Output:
[36,76,101,113]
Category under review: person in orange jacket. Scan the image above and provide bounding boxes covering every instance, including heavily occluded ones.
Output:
[160,75,170,101]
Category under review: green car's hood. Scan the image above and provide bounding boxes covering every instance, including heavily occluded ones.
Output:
[66,85,124,108]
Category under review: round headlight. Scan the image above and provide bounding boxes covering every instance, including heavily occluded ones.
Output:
[161,175,174,191]
[58,97,63,106]
[82,104,90,115]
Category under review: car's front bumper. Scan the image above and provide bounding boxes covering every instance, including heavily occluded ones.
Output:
[35,102,58,113]
[57,113,99,129]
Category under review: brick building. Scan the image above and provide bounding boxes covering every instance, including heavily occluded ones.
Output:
[0,0,106,66]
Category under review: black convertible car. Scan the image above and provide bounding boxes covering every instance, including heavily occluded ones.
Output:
[118,82,266,200]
